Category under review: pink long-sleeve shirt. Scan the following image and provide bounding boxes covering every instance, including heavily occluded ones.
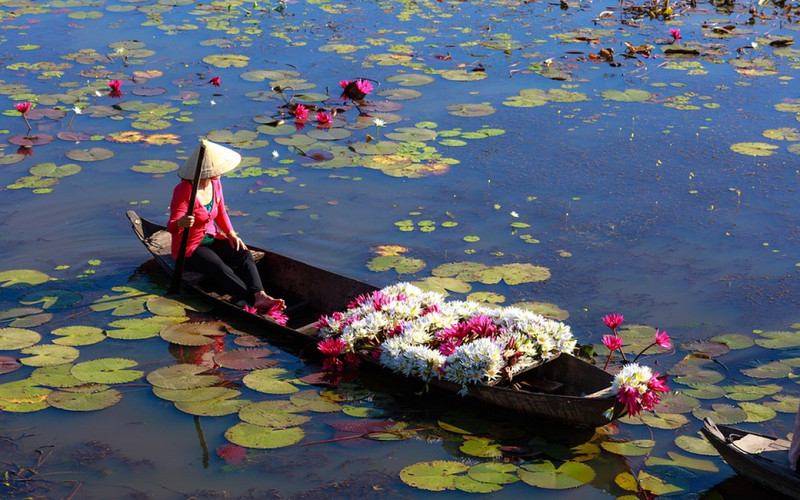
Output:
[167,178,235,259]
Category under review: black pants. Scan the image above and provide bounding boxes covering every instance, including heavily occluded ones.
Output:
[185,238,264,304]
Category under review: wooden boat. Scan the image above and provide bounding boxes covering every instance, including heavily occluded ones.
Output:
[127,209,626,427]
[701,418,800,499]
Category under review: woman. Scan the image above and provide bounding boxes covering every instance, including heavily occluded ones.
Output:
[167,139,284,312]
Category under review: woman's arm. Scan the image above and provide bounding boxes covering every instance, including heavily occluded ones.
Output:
[167,180,192,234]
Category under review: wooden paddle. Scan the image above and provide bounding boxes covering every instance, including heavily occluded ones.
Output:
[168,142,206,295]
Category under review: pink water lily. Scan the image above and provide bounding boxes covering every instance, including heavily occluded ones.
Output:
[654,329,672,349]
[208,76,221,87]
[264,302,288,326]
[670,28,681,42]
[108,79,123,98]
[602,313,624,331]
[340,78,373,101]
[14,101,33,134]
[316,111,331,125]
[293,103,309,120]
[602,335,623,351]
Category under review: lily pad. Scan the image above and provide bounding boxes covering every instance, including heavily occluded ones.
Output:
[160,321,226,346]
[174,393,247,417]
[460,436,502,458]
[146,364,221,389]
[106,316,187,340]
[601,439,655,456]
[517,460,595,489]
[51,325,106,346]
[64,147,114,162]
[366,255,426,274]
[600,89,652,102]
[215,347,277,370]
[754,330,800,349]
[238,400,311,428]
[224,422,305,449]
[242,368,300,394]
[20,344,80,367]
[730,142,779,156]
[18,289,81,309]
[0,269,50,287]
[289,390,341,412]
[152,386,239,403]
[46,386,121,412]
[399,460,469,491]
[70,358,143,384]
[0,355,22,374]
[692,404,748,424]
[0,382,51,412]
[31,364,89,388]
[0,327,42,349]
[645,451,718,472]
[467,462,520,485]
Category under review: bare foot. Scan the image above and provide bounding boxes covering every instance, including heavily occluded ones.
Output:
[254,292,286,311]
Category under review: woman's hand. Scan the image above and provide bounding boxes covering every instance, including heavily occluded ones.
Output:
[177,215,195,228]
[228,232,247,251]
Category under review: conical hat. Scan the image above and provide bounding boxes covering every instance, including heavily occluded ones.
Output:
[177,139,242,180]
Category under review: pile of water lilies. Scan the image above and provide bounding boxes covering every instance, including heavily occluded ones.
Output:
[314,283,577,395]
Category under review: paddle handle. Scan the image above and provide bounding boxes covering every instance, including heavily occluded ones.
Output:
[168,143,206,295]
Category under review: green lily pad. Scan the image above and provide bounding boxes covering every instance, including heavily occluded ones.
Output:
[0,382,51,412]
[460,436,502,458]
[681,384,727,399]
[730,142,779,156]
[513,302,569,321]
[20,344,80,366]
[30,364,84,387]
[616,471,684,496]
[238,400,311,428]
[399,460,470,491]
[467,462,519,485]
[146,296,196,317]
[64,147,114,162]
[639,412,689,429]
[146,364,221,389]
[174,393,247,417]
[0,307,52,328]
[473,263,551,285]
[18,289,81,309]
[724,383,781,401]
[46,386,121,412]
[709,333,754,350]
[385,74,435,86]
[445,102,495,117]
[29,162,81,178]
[0,327,42,350]
[90,286,155,316]
[765,394,800,413]
[763,127,800,141]
[742,360,792,379]
[517,460,595,489]
[0,269,50,287]
[740,401,777,423]
[289,390,341,412]
[242,368,300,394]
[692,404,748,424]
[160,321,225,346]
[411,277,472,296]
[51,325,106,346]
[645,451,718,472]
[106,316,187,340]
[453,475,503,493]
[439,70,488,82]
[152,386,239,403]
[754,330,800,349]
[600,89,652,102]
[203,53,250,68]
[131,159,179,174]
[366,255,426,274]
[71,358,142,384]
[224,422,305,449]
[601,439,656,456]
[675,434,719,456]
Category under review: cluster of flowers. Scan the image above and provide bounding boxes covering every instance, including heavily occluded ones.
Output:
[600,313,671,416]
[611,363,669,416]
[288,78,374,130]
[315,283,577,395]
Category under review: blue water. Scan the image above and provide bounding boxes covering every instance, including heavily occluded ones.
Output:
[1,0,799,497]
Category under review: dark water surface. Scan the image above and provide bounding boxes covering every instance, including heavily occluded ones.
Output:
[2,0,800,498]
